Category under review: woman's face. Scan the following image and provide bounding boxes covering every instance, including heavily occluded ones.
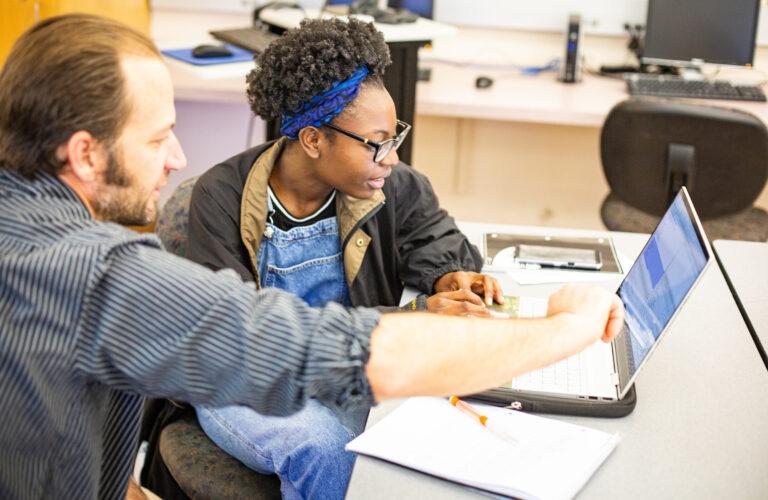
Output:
[314,85,401,199]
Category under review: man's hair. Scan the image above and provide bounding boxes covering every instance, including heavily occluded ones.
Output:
[246,18,391,121]
[0,14,160,178]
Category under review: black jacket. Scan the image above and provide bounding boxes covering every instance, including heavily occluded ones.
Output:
[186,139,483,307]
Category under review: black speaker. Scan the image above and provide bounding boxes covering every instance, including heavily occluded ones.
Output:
[559,14,583,83]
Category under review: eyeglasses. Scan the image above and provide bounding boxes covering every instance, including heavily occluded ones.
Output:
[325,120,411,163]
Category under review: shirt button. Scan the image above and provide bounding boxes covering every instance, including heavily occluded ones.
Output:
[356,238,365,247]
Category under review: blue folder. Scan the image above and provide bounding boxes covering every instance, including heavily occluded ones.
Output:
[162,44,254,66]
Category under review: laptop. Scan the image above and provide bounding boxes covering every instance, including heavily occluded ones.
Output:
[473,187,713,417]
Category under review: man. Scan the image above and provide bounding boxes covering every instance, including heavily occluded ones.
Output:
[0,14,624,500]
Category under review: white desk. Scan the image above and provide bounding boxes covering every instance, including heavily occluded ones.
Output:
[346,223,768,499]
[152,9,255,103]
[417,63,768,127]
[414,27,768,127]
[714,239,768,371]
[154,12,768,125]
[152,9,452,103]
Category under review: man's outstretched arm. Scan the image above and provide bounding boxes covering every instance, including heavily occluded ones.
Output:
[81,240,622,416]
[366,285,624,401]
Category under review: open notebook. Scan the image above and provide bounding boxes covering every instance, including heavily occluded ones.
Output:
[346,397,618,500]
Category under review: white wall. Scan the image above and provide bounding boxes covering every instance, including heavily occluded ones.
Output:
[152,0,768,45]
[159,100,265,205]
[435,0,645,35]
[151,0,367,14]
[435,0,768,46]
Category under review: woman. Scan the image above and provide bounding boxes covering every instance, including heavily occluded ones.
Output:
[185,18,505,499]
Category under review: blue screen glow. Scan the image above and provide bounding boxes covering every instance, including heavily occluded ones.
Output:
[618,194,708,375]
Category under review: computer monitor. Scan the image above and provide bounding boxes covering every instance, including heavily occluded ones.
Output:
[389,0,432,19]
[642,0,760,68]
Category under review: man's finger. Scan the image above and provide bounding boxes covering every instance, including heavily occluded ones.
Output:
[603,295,625,342]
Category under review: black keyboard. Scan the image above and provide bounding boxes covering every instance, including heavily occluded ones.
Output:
[625,74,767,102]
[209,27,279,54]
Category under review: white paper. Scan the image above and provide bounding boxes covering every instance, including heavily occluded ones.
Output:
[347,397,619,500]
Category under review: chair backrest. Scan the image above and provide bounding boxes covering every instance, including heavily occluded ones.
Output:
[600,99,768,218]
[156,176,199,257]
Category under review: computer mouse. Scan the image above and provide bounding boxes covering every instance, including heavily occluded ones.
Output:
[191,44,233,59]
[475,76,494,89]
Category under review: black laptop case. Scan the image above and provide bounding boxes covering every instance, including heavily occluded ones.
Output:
[470,385,637,418]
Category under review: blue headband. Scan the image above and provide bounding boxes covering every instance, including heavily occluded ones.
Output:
[280,66,369,139]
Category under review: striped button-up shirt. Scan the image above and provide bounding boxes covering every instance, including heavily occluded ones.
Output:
[0,170,380,499]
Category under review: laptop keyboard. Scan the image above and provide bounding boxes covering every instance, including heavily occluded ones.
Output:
[487,295,540,318]
[496,296,591,395]
[514,351,584,394]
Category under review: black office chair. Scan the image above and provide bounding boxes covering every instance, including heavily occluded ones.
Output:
[600,99,768,241]
[141,176,281,500]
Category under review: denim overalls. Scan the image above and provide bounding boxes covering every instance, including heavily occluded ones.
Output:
[255,190,351,307]
[195,190,360,500]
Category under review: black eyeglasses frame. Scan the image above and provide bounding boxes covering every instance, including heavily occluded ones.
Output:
[324,119,411,163]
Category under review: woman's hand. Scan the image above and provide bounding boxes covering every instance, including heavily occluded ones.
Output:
[433,271,505,306]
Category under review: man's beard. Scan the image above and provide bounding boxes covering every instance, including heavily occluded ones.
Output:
[90,147,157,226]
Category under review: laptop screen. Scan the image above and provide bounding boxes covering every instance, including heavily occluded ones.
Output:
[617,191,709,379]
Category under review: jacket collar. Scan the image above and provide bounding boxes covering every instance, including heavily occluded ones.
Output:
[239,139,385,284]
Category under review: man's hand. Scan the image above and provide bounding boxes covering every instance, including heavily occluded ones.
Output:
[433,271,505,306]
[547,284,625,343]
[426,289,491,317]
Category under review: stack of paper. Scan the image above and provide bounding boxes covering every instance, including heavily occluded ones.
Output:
[346,397,619,500]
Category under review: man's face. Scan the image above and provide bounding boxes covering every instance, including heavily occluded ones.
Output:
[90,56,186,225]
[317,85,399,199]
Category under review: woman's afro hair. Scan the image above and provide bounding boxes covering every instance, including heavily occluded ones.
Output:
[246,17,391,120]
